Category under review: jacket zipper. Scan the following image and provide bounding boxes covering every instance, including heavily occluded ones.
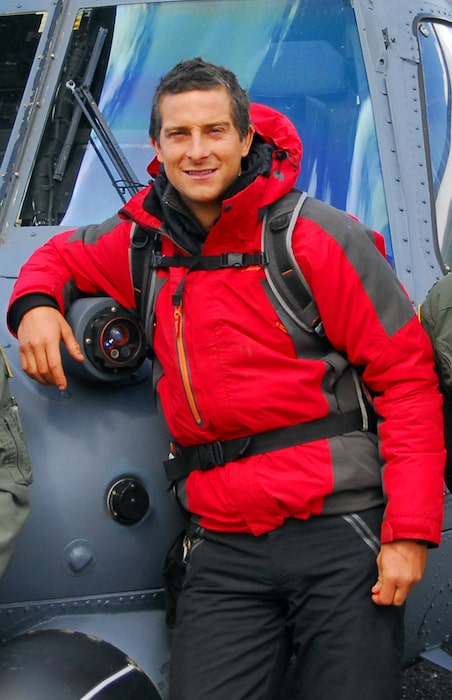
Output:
[174,300,204,426]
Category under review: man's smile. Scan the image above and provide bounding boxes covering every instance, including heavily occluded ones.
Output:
[185,168,218,178]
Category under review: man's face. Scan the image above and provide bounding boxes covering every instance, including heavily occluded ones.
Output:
[152,87,254,228]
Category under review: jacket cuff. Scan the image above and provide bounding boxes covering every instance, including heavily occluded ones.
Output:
[380,519,441,548]
[7,294,60,335]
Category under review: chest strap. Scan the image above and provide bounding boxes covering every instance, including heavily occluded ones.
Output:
[164,408,376,482]
[150,251,268,270]
[150,250,269,306]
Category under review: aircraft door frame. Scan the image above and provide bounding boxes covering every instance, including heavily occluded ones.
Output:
[354,0,452,305]
[0,1,65,238]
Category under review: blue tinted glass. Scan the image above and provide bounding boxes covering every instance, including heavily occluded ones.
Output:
[419,21,452,267]
[25,1,390,257]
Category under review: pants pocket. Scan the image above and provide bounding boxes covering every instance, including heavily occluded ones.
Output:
[0,399,33,486]
[0,397,32,576]
[163,526,204,629]
[340,509,381,555]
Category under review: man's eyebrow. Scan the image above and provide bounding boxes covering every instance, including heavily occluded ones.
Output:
[204,120,231,129]
[164,120,232,133]
[163,124,187,133]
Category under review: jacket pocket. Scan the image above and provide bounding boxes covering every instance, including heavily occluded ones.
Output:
[0,399,33,487]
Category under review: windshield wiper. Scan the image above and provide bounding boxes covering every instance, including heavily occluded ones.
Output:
[64,78,143,202]
[54,27,143,203]
[53,26,108,183]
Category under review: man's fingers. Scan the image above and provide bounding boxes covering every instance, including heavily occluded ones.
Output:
[19,340,66,389]
[60,322,85,362]
[19,339,49,382]
[372,540,428,607]
[16,306,83,390]
[45,343,70,391]
[393,587,408,606]
[372,579,394,606]
[372,581,408,606]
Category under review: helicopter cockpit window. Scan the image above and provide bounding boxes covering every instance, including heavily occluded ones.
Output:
[0,12,45,165]
[418,20,452,269]
[16,0,390,259]
[18,7,118,227]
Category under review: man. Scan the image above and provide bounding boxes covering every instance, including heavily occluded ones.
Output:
[7,58,445,700]
[421,273,452,492]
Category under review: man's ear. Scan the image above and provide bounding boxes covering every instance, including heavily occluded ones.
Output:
[151,138,163,163]
[241,126,255,158]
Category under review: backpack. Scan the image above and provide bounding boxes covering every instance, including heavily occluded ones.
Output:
[131,189,381,481]
[420,274,452,491]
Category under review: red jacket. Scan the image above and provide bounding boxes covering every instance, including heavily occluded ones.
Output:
[8,104,445,543]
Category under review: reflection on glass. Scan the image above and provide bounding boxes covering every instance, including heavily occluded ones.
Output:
[17,0,390,256]
[419,20,452,268]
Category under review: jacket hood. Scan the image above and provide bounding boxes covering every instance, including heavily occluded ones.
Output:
[250,103,302,167]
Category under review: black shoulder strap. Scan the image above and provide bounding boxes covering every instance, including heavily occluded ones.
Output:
[131,223,163,349]
[263,189,323,337]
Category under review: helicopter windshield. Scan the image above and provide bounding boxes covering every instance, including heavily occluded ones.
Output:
[14,0,391,256]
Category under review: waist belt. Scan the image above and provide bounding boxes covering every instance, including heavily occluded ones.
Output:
[164,408,375,482]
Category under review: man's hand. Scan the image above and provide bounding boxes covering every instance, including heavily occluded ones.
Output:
[371,539,428,606]
[17,306,85,391]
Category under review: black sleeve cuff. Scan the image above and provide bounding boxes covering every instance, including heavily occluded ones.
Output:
[7,294,60,335]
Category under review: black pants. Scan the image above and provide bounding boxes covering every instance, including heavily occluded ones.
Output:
[169,507,404,700]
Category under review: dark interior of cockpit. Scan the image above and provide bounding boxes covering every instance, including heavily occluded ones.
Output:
[18,8,115,226]
[0,13,42,163]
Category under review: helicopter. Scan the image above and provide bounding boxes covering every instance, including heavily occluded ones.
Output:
[0,0,452,697]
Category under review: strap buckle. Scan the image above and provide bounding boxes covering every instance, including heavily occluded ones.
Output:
[221,253,245,268]
[194,440,226,468]
[150,251,164,268]
[169,440,225,468]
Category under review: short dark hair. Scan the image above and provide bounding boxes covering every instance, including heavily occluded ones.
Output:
[149,57,251,143]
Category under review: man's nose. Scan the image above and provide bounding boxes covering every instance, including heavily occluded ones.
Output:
[187,132,209,160]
